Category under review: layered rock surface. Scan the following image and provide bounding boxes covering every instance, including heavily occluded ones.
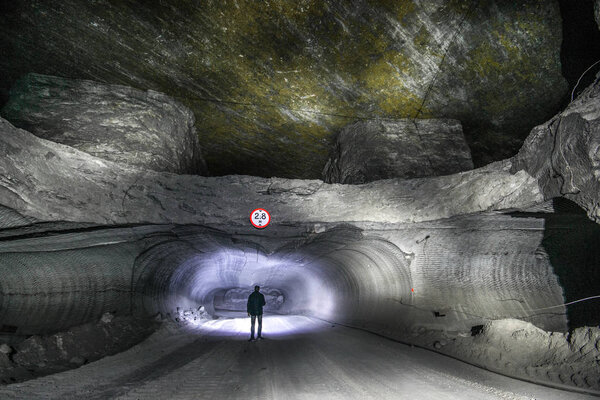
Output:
[410,319,600,391]
[1,73,207,175]
[0,0,567,177]
[0,117,542,228]
[323,119,473,183]
[2,211,598,391]
[1,66,600,395]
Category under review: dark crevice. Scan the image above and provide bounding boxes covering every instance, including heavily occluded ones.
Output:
[542,199,600,330]
[558,0,600,106]
[0,222,150,241]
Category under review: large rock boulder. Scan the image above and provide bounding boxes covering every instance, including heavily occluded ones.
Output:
[323,119,473,184]
[511,73,600,224]
[1,73,207,175]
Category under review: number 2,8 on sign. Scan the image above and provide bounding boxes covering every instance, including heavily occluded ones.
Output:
[250,208,271,229]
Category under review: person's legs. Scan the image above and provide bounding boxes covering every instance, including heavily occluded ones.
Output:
[257,314,263,338]
[250,314,256,339]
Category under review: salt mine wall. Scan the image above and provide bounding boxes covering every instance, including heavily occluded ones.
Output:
[0,213,574,337]
[0,73,599,394]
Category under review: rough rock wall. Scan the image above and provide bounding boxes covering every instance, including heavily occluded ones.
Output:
[323,119,473,183]
[282,217,568,334]
[0,117,542,228]
[1,74,599,337]
[0,0,567,178]
[0,225,175,334]
[512,74,600,224]
[1,223,592,394]
[1,74,207,175]
[0,205,35,229]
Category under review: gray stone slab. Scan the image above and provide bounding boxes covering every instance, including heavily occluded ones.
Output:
[323,119,473,183]
[1,73,207,175]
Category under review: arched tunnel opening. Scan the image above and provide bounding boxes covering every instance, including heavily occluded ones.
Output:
[2,220,572,336]
[130,225,415,331]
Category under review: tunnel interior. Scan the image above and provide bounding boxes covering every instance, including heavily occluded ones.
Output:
[0,180,599,395]
[1,0,600,398]
[3,210,595,338]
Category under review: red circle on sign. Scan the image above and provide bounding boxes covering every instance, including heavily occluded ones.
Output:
[250,208,271,229]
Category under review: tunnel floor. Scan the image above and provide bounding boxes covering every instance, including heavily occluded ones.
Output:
[0,316,594,400]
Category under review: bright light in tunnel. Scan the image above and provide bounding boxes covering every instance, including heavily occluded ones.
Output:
[179,246,338,321]
[196,315,329,338]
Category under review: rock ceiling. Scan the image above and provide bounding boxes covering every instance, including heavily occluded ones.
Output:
[0,0,568,178]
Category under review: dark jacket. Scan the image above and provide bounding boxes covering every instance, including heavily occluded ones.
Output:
[247,291,266,315]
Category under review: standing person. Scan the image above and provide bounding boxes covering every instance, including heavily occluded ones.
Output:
[247,285,266,341]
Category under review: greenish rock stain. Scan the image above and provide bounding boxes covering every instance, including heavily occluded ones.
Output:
[0,0,567,178]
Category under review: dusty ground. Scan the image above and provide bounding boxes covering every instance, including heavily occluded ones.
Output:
[404,319,600,392]
[0,315,596,399]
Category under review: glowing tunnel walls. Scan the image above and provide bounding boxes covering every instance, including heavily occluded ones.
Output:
[130,219,567,337]
[130,226,336,319]
[130,225,414,327]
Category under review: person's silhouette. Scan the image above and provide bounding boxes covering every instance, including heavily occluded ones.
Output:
[247,285,266,341]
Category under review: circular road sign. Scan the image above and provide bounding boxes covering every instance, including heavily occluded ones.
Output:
[250,208,271,229]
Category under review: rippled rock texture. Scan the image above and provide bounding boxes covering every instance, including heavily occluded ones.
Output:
[2,211,598,391]
[323,119,473,183]
[0,0,567,178]
[1,73,207,175]
[411,319,600,391]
